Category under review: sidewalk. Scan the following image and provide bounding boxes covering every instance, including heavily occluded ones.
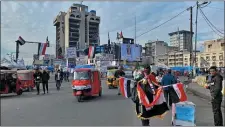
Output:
[187,82,225,108]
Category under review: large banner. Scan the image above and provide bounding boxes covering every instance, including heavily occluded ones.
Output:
[121,44,142,61]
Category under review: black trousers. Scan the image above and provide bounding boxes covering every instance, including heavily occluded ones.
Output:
[164,90,172,106]
[141,119,150,126]
[42,82,49,93]
[212,100,223,126]
[35,82,40,94]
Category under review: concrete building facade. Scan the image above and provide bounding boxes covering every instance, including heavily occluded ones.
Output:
[145,40,168,64]
[168,30,194,52]
[168,38,224,68]
[53,12,67,58]
[53,3,100,59]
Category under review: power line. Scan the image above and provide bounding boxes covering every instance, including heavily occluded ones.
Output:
[199,8,224,35]
[199,8,224,37]
[136,7,189,39]
[205,6,225,10]
[199,8,224,34]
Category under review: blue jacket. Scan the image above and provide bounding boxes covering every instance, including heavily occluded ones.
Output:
[161,73,177,90]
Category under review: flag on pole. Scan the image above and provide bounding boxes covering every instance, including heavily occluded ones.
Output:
[120,31,123,38]
[88,46,95,58]
[39,43,48,55]
[16,36,26,45]
[119,77,131,98]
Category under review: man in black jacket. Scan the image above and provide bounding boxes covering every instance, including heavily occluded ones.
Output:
[33,68,42,95]
[206,66,223,126]
[42,70,50,94]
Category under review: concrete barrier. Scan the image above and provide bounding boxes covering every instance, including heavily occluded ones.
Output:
[193,76,225,95]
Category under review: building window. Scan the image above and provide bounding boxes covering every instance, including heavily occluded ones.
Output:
[221,43,224,47]
[212,62,216,66]
[212,56,216,61]
[206,56,210,61]
[208,44,212,48]
[219,62,223,67]
[219,55,223,60]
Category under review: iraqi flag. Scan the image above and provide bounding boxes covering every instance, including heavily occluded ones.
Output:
[136,82,169,119]
[88,46,95,58]
[39,43,48,55]
[16,36,26,45]
[119,77,131,98]
[169,83,187,103]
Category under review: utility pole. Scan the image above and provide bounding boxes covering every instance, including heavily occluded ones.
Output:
[194,1,199,68]
[135,15,136,44]
[16,42,19,63]
[189,6,193,77]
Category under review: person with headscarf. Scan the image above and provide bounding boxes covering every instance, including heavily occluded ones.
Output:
[114,65,125,95]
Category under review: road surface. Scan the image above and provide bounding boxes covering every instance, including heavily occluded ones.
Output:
[1,76,223,126]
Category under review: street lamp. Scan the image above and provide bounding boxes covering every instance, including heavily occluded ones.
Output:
[193,1,209,76]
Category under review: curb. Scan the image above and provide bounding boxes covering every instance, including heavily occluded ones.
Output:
[186,86,225,108]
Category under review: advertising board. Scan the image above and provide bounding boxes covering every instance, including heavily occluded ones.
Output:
[120,44,142,61]
[66,47,77,58]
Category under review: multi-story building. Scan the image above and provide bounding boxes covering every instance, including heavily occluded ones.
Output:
[145,40,168,63]
[53,11,67,58]
[199,38,224,68]
[53,3,100,59]
[168,50,190,67]
[168,30,194,52]
[168,38,224,68]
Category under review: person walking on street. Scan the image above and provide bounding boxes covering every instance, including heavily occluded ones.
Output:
[55,70,62,89]
[161,69,177,107]
[42,69,50,94]
[114,66,125,95]
[33,68,42,95]
[205,66,223,126]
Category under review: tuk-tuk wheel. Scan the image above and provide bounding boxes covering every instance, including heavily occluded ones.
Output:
[99,89,102,97]
[16,90,23,95]
[77,96,82,102]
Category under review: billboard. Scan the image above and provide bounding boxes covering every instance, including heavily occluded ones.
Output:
[120,44,142,61]
[66,47,77,58]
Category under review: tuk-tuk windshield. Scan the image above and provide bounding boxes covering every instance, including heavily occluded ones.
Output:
[17,73,32,80]
[107,71,115,77]
[74,71,90,80]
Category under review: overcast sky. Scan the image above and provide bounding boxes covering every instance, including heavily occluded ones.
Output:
[1,1,224,65]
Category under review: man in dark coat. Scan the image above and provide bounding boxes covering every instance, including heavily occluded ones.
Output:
[42,70,50,94]
[33,68,42,95]
[205,66,223,126]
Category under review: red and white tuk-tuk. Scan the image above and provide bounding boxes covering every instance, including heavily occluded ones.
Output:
[0,70,23,95]
[72,68,102,102]
[17,70,35,92]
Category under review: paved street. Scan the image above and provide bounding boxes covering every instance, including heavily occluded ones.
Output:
[1,76,224,126]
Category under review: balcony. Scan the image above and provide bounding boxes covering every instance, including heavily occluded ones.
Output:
[69,18,80,23]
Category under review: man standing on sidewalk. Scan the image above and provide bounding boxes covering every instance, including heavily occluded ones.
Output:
[42,69,50,94]
[206,66,223,126]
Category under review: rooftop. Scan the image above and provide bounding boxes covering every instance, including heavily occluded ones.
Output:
[168,30,194,36]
